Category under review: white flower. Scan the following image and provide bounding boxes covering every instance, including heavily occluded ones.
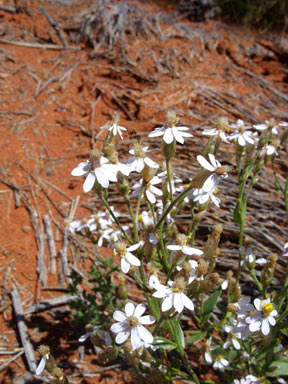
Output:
[213,355,229,371]
[223,324,241,350]
[114,243,141,274]
[149,125,192,144]
[127,146,158,173]
[260,143,278,157]
[189,182,221,207]
[101,122,127,139]
[176,260,200,284]
[234,378,257,384]
[36,353,49,375]
[167,244,203,257]
[110,303,155,350]
[254,119,281,135]
[132,176,163,204]
[71,157,117,192]
[282,242,288,257]
[233,296,255,339]
[196,154,227,191]
[202,127,229,142]
[249,298,277,336]
[203,337,219,364]
[152,278,194,313]
[240,246,266,269]
[229,119,255,146]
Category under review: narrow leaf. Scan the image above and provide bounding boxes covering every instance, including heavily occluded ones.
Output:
[202,288,222,323]
[186,331,207,345]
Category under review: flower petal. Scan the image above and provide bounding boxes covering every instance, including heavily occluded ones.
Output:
[115,331,130,344]
[163,128,174,144]
[83,172,96,192]
[134,303,146,318]
[130,327,142,350]
[197,155,215,172]
[173,292,184,313]
[139,315,155,325]
[36,356,46,376]
[125,253,140,266]
[182,293,194,311]
[121,258,130,274]
[71,162,90,176]
[113,310,127,322]
[137,324,153,343]
[127,243,141,252]
[161,295,173,312]
[125,302,135,317]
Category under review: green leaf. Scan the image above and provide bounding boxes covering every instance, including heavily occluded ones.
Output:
[233,200,242,224]
[186,331,207,345]
[268,359,288,377]
[168,318,185,352]
[149,297,161,321]
[153,337,177,350]
[202,288,222,323]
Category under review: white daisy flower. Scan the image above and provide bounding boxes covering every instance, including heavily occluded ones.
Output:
[127,145,158,173]
[223,324,241,350]
[229,119,255,146]
[148,111,192,144]
[167,244,203,257]
[196,153,227,192]
[213,355,229,371]
[71,154,118,192]
[114,242,141,274]
[132,176,163,204]
[176,260,200,284]
[110,303,155,351]
[234,377,257,384]
[152,278,194,313]
[189,182,221,207]
[149,125,192,144]
[254,119,282,135]
[248,298,277,336]
[240,246,266,269]
[203,337,219,364]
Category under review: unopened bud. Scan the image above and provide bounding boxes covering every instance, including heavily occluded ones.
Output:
[38,345,57,374]
[51,368,69,384]
[98,346,118,364]
[204,224,223,261]
[227,303,237,313]
[142,165,156,183]
[201,272,219,293]
[196,259,208,278]
[161,139,176,161]
[118,275,128,300]
[260,254,278,288]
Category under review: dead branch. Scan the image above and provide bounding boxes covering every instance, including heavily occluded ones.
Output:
[0,39,81,51]
[40,5,68,47]
[25,295,78,315]
[43,214,57,274]
[11,287,37,373]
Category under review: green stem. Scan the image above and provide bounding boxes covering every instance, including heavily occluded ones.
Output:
[135,182,146,230]
[250,270,263,294]
[125,194,139,243]
[100,195,132,244]
[166,159,173,202]
[155,184,194,230]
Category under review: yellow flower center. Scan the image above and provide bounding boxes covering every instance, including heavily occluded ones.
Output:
[262,302,274,316]
[127,316,139,327]
[138,215,143,222]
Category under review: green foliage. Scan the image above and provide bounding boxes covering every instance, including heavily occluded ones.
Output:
[67,256,120,327]
[217,0,288,30]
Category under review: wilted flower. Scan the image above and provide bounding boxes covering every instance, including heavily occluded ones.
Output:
[110,303,155,350]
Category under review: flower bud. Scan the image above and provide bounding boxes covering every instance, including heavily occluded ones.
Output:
[161,138,176,161]
[38,345,57,374]
[200,272,219,293]
[118,274,128,300]
[51,368,69,384]
[102,132,116,159]
[260,254,278,288]
[204,224,223,261]
[98,346,118,364]
[142,165,156,183]
[117,173,130,197]
[196,259,208,278]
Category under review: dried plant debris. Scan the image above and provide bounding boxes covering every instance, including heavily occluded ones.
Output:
[177,0,220,21]
[74,0,163,49]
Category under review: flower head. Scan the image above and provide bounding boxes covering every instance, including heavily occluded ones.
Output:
[229,119,255,146]
[113,242,141,274]
[110,303,155,350]
[152,277,194,313]
[148,111,192,144]
[71,150,118,192]
[127,143,158,173]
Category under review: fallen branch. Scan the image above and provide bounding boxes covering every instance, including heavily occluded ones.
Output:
[43,214,57,274]
[11,287,37,373]
[0,39,81,50]
[25,295,78,315]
